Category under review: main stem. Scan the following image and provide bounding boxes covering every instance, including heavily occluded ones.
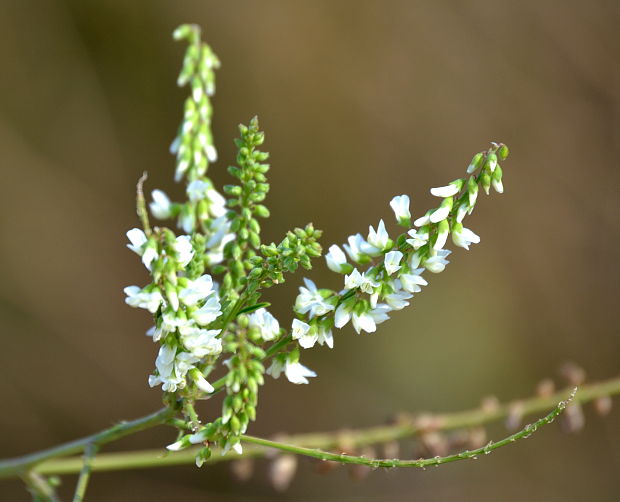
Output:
[0,376,617,479]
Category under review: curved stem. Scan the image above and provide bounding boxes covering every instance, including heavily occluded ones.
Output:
[72,443,97,502]
[3,376,616,478]
[240,389,574,468]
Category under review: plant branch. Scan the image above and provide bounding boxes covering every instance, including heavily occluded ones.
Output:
[71,443,97,502]
[1,376,615,478]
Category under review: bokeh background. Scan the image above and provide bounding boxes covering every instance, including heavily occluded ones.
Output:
[1,1,618,500]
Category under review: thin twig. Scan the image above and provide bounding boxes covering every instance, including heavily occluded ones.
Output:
[72,444,98,502]
[21,471,62,502]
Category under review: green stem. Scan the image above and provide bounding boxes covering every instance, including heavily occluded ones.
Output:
[4,376,616,478]
[72,444,97,502]
[0,407,174,480]
[241,389,572,468]
[21,471,61,502]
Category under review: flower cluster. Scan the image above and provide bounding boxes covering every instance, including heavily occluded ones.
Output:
[287,143,509,364]
[123,24,510,464]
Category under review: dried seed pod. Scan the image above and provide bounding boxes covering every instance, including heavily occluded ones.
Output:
[481,395,500,414]
[559,362,586,386]
[230,458,254,482]
[560,402,585,434]
[420,432,449,457]
[593,395,612,417]
[505,402,524,431]
[467,427,488,450]
[269,454,298,492]
[536,378,555,397]
[382,440,400,459]
[348,447,375,481]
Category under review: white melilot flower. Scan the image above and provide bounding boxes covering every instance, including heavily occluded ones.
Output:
[456,203,468,223]
[247,308,280,341]
[430,184,460,198]
[384,289,413,310]
[352,311,376,334]
[389,195,411,224]
[468,184,478,207]
[414,212,432,227]
[206,145,218,163]
[429,204,451,223]
[343,233,369,263]
[384,251,403,275]
[344,269,379,294]
[189,368,215,393]
[325,244,349,273]
[178,209,196,234]
[492,177,504,194]
[406,227,429,249]
[364,220,389,255]
[400,270,428,293]
[124,286,163,313]
[291,319,314,348]
[181,328,222,358]
[187,180,210,202]
[433,220,449,250]
[206,189,227,217]
[294,278,334,318]
[334,303,352,328]
[424,249,451,273]
[284,361,317,384]
[150,190,172,219]
[316,325,334,348]
[192,295,222,325]
[452,225,480,250]
[126,228,147,254]
[179,274,215,307]
[173,235,194,267]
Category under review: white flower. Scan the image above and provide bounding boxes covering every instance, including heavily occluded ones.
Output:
[266,357,285,379]
[126,228,147,254]
[187,180,210,202]
[389,195,411,225]
[126,228,157,270]
[492,177,504,194]
[189,368,215,393]
[316,325,334,348]
[155,344,177,381]
[364,220,389,255]
[178,209,195,234]
[384,251,403,275]
[414,211,432,227]
[291,319,313,348]
[173,235,194,267]
[384,287,412,310]
[179,275,215,307]
[160,310,195,335]
[400,270,428,293]
[344,233,369,263]
[294,278,335,318]
[424,249,451,273]
[433,220,449,250]
[405,228,428,249]
[248,308,280,341]
[452,224,480,250]
[192,295,222,325]
[206,216,233,249]
[181,328,222,358]
[334,303,352,328]
[351,305,391,334]
[344,269,379,294]
[124,286,163,313]
[455,203,468,223]
[325,244,349,273]
[206,145,218,163]
[430,184,459,198]
[430,198,453,223]
[206,189,227,217]
[468,183,478,207]
[284,361,316,384]
[150,190,172,219]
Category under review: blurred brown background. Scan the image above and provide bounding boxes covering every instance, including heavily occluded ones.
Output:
[1,1,619,500]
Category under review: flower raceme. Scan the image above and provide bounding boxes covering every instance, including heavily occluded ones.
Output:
[123,23,510,464]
